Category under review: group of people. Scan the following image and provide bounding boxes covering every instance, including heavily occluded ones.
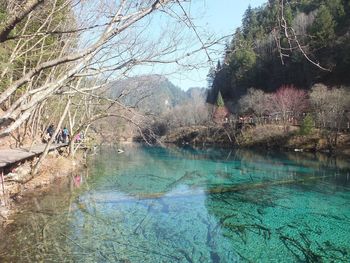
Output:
[55,127,70,143]
[45,124,70,143]
[44,124,84,144]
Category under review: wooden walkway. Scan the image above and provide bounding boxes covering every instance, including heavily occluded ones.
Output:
[0,143,68,168]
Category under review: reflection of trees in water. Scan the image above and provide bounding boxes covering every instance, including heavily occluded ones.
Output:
[88,145,228,196]
[89,145,350,200]
[0,169,92,262]
[164,144,234,161]
[234,149,350,188]
[0,181,76,261]
[236,148,350,171]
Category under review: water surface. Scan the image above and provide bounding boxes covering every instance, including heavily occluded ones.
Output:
[1,145,350,262]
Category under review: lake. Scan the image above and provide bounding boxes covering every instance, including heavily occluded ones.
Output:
[0,144,349,262]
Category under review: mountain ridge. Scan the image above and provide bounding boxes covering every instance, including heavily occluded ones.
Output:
[108,75,207,115]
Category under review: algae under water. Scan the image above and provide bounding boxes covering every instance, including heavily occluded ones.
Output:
[0,145,349,262]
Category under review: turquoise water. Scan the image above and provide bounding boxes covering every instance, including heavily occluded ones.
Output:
[1,145,350,262]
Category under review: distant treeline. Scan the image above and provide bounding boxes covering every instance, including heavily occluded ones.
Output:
[207,0,350,105]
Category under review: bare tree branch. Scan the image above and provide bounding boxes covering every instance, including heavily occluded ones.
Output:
[0,0,45,43]
[275,0,331,71]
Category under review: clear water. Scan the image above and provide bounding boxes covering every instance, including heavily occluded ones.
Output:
[1,145,350,262]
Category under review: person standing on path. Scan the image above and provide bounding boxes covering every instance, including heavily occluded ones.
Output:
[47,124,54,139]
[62,127,69,143]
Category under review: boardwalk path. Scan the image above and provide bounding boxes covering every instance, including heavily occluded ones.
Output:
[0,144,68,169]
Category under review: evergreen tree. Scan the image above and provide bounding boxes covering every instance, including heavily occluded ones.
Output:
[230,43,256,82]
[208,0,350,105]
[207,67,216,88]
[299,114,314,135]
[216,60,222,71]
[242,5,259,39]
[216,91,225,107]
[284,4,293,26]
[310,5,336,47]
[324,0,345,19]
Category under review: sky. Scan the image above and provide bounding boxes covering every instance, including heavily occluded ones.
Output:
[160,0,267,90]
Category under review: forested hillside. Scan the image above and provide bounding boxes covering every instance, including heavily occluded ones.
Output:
[108,75,189,115]
[107,75,208,117]
[207,0,350,104]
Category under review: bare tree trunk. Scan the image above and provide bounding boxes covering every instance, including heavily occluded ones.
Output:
[71,124,91,157]
[0,169,6,205]
[0,0,220,145]
[0,0,44,43]
[31,97,71,175]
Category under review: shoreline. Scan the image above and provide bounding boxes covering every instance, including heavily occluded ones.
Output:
[163,141,350,161]
[160,125,350,158]
[0,153,85,228]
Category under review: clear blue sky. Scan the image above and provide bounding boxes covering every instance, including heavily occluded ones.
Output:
[163,0,267,90]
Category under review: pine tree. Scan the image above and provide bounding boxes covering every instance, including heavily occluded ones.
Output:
[300,114,314,135]
[216,60,222,71]
[242,5,253,37]
[324,0,345,19]
[206,66,216,88]
[207,0,350,106]
[216,91,225,107]
[242,5,259,39]
[310,5,336,47]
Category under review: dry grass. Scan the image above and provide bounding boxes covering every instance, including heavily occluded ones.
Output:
[238,124,350,156]
[39,155,74,177]
[238,124,297,146]
[27,153,83,192]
